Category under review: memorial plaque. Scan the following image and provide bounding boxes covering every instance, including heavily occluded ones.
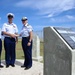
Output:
[54,27,75,49]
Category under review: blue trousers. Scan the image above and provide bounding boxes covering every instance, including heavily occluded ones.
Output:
[0,39,2,64]
[4,37,16,65]
[22,37,32,67]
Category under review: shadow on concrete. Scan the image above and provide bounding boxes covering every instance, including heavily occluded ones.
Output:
[1,60,5,65]
[15,60,23,66]
[1,60,23,66]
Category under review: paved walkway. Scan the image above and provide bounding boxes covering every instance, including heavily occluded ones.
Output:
[0,60,43,75]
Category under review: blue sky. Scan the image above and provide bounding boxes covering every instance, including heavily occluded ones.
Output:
[0,0,75,33]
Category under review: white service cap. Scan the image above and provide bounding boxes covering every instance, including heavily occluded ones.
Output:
[7,13,14,18]
[21,17,28,21]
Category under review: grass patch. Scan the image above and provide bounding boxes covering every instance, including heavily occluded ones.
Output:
[1,40,44,60]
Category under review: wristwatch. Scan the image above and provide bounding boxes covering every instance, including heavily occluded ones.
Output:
[29,41,31,43]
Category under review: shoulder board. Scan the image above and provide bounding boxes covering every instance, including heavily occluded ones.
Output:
[27,24,29,26]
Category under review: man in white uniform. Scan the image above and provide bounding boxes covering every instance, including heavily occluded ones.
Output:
[2,13,18,68]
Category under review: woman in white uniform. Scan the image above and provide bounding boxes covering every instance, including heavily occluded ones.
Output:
[20,17,33,70]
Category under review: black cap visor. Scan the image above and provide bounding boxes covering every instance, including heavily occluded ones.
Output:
[21,19,27,21]
[8,15,13,18]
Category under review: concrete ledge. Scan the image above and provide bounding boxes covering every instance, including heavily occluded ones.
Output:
[0,59,43,75]
[32,56,43,61]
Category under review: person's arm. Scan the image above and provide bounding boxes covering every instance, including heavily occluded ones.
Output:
[14,25,19,42]
[19,29,24,37]
[29,31,33,43]
[2,23,18,38]
[27,31,33,46]
[2,31,18,38]
[15,33,18,43]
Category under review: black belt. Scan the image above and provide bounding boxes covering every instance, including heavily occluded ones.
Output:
[5,37,15,39]
[22,36,29,39]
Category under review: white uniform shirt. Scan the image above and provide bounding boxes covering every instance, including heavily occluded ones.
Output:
[20,23,33,37]
[2,23,18,37]
[0,28,1,38]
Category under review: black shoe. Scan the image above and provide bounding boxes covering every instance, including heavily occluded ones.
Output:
[0,65,4,68]
[11,64,15,67]
[6,65,9,68]
[21,65,25,68]
[24,66,31,70]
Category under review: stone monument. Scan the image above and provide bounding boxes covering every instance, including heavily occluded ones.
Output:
[32,33,42,61]
[44,26,75,75]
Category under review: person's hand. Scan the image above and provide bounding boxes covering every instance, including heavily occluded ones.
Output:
[15,34,19,37]
[10,34,19,38]
[19,34,21,37]
[27,42,31,46]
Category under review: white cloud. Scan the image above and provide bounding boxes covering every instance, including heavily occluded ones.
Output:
[49,15,75,23]
[15,1,33,7]
[15,0,75,17]
[44,14,54,18]
[66,15,75,19]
